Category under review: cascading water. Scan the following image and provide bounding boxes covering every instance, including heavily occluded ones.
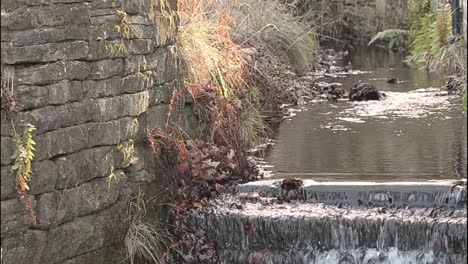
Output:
[185,180,466,264]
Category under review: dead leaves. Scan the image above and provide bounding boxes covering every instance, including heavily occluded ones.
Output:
[215,183,225,193]
[281,177,304,191]
[147,122,260,263]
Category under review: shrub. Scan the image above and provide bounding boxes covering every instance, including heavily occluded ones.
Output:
[406,4,454,73]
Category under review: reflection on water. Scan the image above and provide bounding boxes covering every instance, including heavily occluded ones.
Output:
[265,48,467,181]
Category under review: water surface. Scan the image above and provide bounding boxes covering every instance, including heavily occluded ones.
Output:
[265,48,467,181]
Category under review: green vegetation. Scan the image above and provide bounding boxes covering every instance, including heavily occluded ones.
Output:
[368,29,410,50]
[11,123,37,225]
[369,0,467,106]
[2,75,38,224]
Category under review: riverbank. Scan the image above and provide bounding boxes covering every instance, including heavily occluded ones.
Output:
[145,1,467,262]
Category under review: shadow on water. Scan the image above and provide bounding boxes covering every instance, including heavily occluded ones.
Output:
[264,47,467,181]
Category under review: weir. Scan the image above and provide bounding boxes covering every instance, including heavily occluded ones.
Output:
[186,180,467,264]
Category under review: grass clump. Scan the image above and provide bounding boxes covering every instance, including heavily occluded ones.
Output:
[176,0,267,147]
[125,191,169,264]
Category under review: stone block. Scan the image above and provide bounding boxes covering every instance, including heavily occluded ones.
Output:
[128,24,155,39]
[1,197,36,238]
[1,230,47,264]
[61,244,127,264]
[82,79,110,99]
[9,27,89,47]
[119,117,140,141]
[35,172,127,227]
[51,0,85,3]
[154,12,176,46]
[1,65,16,83]
[40,188,131,263]
[124,52,159,75]
[90,0,121,9]
[1,115,13,137]
[1,41,88,64]
[146,104,169,129]
[21,100,98,135]
[48,81,83,105]
[89,24,122,41]
[96,91,149,122]
[122,0,152,15]
[17,85,49,110]
[1,4,90,31]
[87,120,121,146]
[0,166,16,200]
[121,71,153,94]
[20,106,67,134]
[152,47,172,85]
[35,125,89,161]
[17,61,90,85]
[1,136,14,165]
[149,82,174,106]
[1,30,12,42]
[164,45,178,82]
[126,169,155,183]
[128,15,152,25]
[0,161,57,200]
[89,8,116,17]
[1,0,50,12]
[90,59,123,80]
[82,77,122,98]
[90,14,120,25]
[177,105,200,138]
[55,146,114,189]
[29,160,58,195]
[127,39,153,55]
[87,40,127,60]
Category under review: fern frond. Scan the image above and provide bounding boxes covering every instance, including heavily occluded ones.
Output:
[11,123,36,196]
[368,29,410,46]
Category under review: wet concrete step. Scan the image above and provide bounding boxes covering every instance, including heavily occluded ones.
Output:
[236,179,467,208]
[188,195,466,254]
[218,248,467,264]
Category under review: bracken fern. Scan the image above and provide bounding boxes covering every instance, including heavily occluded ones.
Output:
[11,123,37,224]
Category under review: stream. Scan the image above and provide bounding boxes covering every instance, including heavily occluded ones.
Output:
[186,48,467,264]
[266,47,467,182]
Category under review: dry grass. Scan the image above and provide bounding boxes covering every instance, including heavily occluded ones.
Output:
[124,191,170,264]
[176,0,267,147]
[177,0,247,97]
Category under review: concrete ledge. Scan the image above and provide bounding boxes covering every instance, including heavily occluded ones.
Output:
[236,179,467,208]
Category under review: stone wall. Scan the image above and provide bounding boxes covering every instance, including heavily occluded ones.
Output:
[0,0,192,263]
